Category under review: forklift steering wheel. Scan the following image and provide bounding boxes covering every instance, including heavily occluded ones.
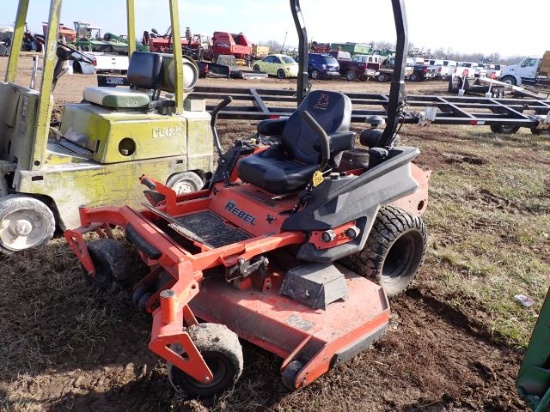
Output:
[57,42,95,65]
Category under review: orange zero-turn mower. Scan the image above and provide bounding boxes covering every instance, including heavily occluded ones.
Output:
[65,0,430,398]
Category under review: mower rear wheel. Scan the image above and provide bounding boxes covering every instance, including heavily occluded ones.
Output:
[168,323,243,397]
[83,239,130,290]
[341,206,427,297]
[0,195,55,253]
[166,171,203,195]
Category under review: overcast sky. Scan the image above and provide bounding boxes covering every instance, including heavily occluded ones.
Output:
[2,0,547,58]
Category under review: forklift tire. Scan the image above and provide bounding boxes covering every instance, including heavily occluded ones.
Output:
[341,206,427,297]
[166,172,204,195]
[83,239,130,291]
[490,124,520,134]
[168,323,243,397]
[0,195,55,253]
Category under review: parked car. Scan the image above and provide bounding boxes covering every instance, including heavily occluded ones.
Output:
[307,53,340,79]
[328,50,372,81]
[408,63,437,81]
[252,54,298,79]
[377,56,414,82]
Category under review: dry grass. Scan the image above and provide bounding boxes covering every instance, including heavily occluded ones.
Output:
[403,124,550,345]
[0,58,548,410]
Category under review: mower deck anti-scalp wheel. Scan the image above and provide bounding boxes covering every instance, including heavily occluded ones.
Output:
[0,194,55,253]
[281,360,304,390]
[341,205,427,297]
[168,323,243,397]
[83,238,130,291]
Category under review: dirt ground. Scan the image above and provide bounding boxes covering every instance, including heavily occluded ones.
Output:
[0,54,535,412]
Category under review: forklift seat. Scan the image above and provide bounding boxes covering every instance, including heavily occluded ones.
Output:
[83,52,163,109]
[237,90,354,194]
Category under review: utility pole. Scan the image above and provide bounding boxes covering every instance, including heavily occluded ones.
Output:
[280,31,287,53]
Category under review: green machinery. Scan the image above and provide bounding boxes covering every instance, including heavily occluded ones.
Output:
[517,287,550,411]
[0,0,213,254]
[73,21,149,54]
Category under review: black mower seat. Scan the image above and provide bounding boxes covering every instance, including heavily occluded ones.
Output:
[83,51,163,108]
[237,90,354,194]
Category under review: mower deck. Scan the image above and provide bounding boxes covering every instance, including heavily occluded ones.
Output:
[191,264,389,388]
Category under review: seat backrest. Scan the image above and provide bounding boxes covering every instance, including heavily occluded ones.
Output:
[127,52,163,97]
[281,90,352,164]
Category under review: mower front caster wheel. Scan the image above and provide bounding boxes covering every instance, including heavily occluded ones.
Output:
[83,239,130,291]
[341,206,427,297]
[168,323,243,397]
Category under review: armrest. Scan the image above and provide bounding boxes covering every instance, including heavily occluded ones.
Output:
[328,131,355,154]
[257,118,288,136]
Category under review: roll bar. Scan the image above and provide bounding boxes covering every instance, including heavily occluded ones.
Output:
[289,0,408,147]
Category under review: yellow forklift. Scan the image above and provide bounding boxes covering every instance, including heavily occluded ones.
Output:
[0,0,213,253]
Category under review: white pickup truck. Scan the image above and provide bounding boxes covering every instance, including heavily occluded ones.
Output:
[71,51,129,74]
[427,59,456,80]
[455,61,486,78]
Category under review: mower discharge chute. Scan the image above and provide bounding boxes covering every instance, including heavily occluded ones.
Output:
[65,0,431,397]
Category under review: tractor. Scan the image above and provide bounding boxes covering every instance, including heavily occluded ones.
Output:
[0,0,212,254]
[65,0,431,398]
[516,287,550,411]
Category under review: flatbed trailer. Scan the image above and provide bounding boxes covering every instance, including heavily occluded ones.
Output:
[190,86,550,134]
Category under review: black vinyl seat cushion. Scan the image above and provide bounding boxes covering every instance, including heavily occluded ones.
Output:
[237,90,353,194]
[237,144,319,194]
